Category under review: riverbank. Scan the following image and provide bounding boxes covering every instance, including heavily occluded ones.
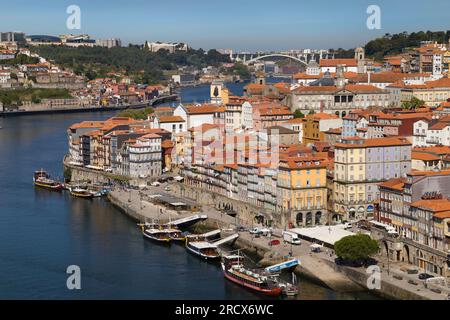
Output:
[0,94,178,117]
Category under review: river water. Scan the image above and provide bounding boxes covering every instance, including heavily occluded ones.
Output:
[0,83,377,299]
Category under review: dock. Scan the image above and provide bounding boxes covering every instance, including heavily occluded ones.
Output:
[170,214,208,228]
[213,233,239,246]
[265,259,301,273]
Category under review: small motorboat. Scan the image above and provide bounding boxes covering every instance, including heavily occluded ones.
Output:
[278,273,299,297]
[33,169,63,191]
[70,187,94,199]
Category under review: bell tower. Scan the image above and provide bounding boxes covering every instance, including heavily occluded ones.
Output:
[355,47,365,74]
[210,78,224,104]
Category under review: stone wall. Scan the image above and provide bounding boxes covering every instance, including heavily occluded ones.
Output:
[322,259,429,300]
[172,183,270,227]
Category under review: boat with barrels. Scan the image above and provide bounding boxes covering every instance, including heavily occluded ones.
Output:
[221,254,282,297]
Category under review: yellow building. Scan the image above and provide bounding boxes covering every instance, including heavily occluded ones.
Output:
[277,156,328,227]
[397,77,450,107]
[334,137,411,221]
[302,112,342,145]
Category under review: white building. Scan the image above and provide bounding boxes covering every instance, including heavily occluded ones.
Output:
[151,115,186,134]
[144,41,187,53]
[128,133,162,178]
[413,118,450,147]
[173,104,220,129]
[95,38,121,48]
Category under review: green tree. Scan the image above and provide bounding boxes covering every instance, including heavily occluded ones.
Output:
[64,167,72,183]
[308,109,316,115]
[117,107,153,120]
[402,96,425,110]
[334,234,379,262]
[293,109,305,118]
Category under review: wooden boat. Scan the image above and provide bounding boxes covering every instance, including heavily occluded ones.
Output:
[221,255,282,297]
[185,238,221,260]
[142,228,172,243]
[33,170,63,191]
[138,222,186,242]
[167,229,186,242]
[70,187,94,199]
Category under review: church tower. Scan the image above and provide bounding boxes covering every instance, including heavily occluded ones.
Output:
[255,70,266,85]
[355,47,365,74]
[210,78,226,104]
[335,64,345,89]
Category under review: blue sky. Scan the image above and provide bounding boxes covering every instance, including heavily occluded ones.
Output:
[2,0,450,51]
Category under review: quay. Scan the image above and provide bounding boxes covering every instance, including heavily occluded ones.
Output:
[65,162,449,300]
[0,94,179,117]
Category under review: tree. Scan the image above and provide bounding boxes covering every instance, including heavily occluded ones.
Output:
[293,109,304,118]
[334,234,379,262]
[308,109,315,115]
[64,167,72,183]
[402,96,425,110]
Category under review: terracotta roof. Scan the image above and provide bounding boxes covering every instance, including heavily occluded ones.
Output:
[433,211,450,219]
[158,116,185,123]
[307,112,339,120]
[413,146,450,155]
[188,123,220,133]
[379,177,406,191]
[279,156,327,170]
[185,105,223,114]
[429,122,450,130]
[412,152,440,161]
[319,58,357,67]
[335,137,411,149]
[70,121,105,130]
[293,71,358,80]
[161,139,174,148]
[410,199,450,212]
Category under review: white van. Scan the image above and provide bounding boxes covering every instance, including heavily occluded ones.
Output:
[282,231,301,245]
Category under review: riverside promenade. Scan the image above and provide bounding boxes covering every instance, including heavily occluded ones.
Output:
[107,182,448,300]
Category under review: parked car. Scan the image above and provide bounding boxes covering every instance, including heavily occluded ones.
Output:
[259,228,271,236]
[418,273,434,280]
[268,239,280,246]
[151,181,160,186]
[249,227,261,235]
[282,231,301,245]
[164,186,171,191]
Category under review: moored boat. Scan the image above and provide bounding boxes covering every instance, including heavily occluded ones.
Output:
[221,254,282,297]
[142,228,172,243]
[33,170,63,191]
[70,187,94,199]
[185,238,221,260]
[138,222,186,242]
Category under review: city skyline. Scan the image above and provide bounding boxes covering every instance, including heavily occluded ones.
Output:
[2,0,450,51]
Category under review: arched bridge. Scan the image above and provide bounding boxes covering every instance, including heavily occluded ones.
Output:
[244,54,308,65]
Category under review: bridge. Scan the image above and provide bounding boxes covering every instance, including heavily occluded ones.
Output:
[230,50,334,66]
